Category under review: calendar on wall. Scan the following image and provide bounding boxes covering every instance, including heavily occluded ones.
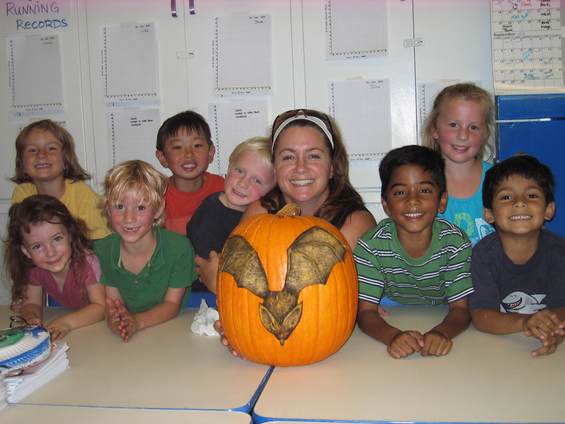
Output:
[491,0,565,93]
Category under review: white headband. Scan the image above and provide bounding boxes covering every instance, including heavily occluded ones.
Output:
[272,111,334,149]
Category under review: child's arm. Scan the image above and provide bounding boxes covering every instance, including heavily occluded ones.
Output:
[472,308,531,334]
[358,300,423,359]
[472,307,565,335]
[130,286,185,329]
[422,298,471,356]
[45,283,106,341]
[523,307,565,338]
[19,284,44,325]
[472,307,565,357]
[194,252,220,294]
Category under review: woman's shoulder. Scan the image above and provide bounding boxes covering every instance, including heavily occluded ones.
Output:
[339,209,377,249]
[346,209,376,225]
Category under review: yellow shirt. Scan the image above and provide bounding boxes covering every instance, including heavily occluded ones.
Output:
[11,179,111,240]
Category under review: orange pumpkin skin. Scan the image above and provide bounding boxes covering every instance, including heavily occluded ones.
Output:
[217,208,358,366]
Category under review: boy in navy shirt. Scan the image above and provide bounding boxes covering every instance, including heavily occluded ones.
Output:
[470,155,565,357]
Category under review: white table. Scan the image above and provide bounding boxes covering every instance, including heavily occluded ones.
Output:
[1,404,252,424]
[1,307,271,412]
[253,306,565,423]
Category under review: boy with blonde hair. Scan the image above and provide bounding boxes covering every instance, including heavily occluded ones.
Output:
[156,111,224,235]
[95,160,196,342]
[188,137,275,295]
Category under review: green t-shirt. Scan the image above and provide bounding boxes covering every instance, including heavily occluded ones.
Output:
[94,227,196,313]
[354,218,473,305]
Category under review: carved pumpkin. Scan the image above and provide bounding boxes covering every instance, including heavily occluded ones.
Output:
[217,204,358,366]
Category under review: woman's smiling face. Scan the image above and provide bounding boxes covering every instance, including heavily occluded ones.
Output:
[273,125,333,215]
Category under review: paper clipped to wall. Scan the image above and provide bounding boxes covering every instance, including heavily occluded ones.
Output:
[329,79,391,160]
[7,34,64,117]
[325,0,388,59]
[491,0,565,93]
[213,14,272,97]
[102,22,160,106]
[209,101,270,175]
[107,108,161,170]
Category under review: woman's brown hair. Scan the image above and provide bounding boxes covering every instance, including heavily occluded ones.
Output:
[261,109,367,228]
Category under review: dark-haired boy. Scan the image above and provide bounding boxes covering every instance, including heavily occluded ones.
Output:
[155,111,224,235]
[470,154,565,357]
[355,145,473,359]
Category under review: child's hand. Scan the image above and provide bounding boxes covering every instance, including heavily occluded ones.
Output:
[20,311,42,326]
[46,320,71,342]
[106,298,125,336]
[106,298,125,318]
[531,333,564,357]
[26,317,42,326]
[523,310,565,340]
[117,311,139,343]
[422,329,453,356]
[387,330,424,359]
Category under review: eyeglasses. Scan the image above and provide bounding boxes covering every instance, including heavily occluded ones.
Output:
[272,109,336,149]
[9,315,31,329]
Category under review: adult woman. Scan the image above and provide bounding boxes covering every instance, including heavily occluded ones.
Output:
[196,109,375,290]
[244,108,375,249]
[203,109,378,356]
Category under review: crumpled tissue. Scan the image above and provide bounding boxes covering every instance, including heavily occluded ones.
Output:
[190,299,220,336]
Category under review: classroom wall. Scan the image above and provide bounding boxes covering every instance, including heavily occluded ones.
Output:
[0,0,494,304]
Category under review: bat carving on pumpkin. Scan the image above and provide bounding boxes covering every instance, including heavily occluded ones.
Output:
[219,226,346,345]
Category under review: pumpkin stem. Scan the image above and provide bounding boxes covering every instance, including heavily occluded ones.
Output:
[277,203,301,217]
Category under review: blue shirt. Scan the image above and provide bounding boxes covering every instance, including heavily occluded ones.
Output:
[438,161,495,246]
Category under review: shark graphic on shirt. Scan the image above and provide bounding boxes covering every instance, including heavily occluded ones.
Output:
[500,291,546,314]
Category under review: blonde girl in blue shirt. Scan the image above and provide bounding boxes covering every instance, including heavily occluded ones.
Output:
[423,83,495,245]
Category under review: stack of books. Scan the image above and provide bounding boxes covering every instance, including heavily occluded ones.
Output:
[4,343,69,403]
[0,374,7,410]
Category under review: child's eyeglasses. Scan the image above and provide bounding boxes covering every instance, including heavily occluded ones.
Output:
[9,315,31,329]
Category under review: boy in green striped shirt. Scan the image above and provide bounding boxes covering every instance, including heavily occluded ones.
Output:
[354,145,473,359]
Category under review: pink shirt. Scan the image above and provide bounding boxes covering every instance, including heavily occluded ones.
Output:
[28,253,101,309]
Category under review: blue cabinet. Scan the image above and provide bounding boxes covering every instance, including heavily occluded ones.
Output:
[496,94,565,237]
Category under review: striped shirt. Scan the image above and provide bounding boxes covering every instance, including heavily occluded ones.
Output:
[354,218,473,305]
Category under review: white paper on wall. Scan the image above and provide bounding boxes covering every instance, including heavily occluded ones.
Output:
[102,22,160,106]
[213,13,272,96]
[491,0,565,93]
[325,0,388,59]
[209,101,270,175]
[329,79,391,159]
[107,108,161,169]
[7,34,64,116]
